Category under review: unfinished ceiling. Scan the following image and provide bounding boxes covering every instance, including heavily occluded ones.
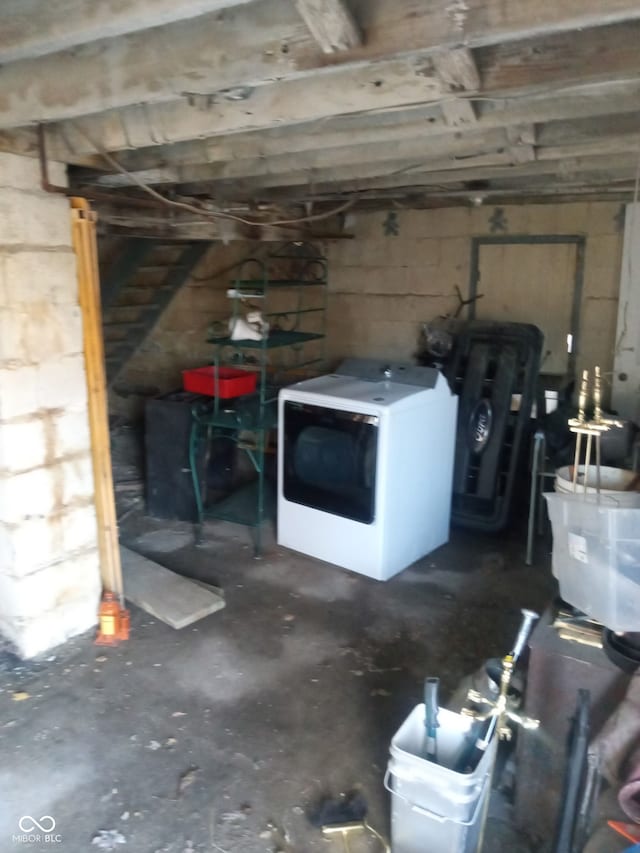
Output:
[2,0,640,227]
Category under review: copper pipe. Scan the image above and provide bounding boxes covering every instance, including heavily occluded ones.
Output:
[38,124,68,195]
[38,124,174,210]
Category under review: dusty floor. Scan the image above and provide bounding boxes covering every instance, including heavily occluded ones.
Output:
[0,515,557,853]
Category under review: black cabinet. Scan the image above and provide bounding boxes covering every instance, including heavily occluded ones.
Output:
[145,390,234,522]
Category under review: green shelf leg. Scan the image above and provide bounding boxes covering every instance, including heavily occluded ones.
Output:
[189,418,205,545]
[254,429,265,559]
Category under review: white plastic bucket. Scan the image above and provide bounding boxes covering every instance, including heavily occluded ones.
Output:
[386,705,497,853]
[555,465,640,508]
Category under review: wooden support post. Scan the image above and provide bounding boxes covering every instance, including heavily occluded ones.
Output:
[70,197,124,602]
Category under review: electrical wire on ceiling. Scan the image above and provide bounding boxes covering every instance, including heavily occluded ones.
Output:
[63,72,640,227]
[69,122,355,228]
[295,77,640,140]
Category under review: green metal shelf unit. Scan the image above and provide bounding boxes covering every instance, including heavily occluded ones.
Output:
[189,242,328,555]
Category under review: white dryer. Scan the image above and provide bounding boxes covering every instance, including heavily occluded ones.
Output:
[277,359,458,580]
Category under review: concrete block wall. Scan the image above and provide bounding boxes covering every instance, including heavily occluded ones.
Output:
[325,203,623,390]
[0,152,101,658]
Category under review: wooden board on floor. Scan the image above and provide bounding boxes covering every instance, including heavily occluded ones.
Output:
[120,545,225,629]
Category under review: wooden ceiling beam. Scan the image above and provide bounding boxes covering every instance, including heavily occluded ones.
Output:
[254,152,639,202]
[294,0,362,53]
[0,0,260,64]
[15,73,635,174]
[1,0,640,130]
[86,127,513,188]
[537,112,640,146]
[54,79,640,176]
[0,0,306,130]
[268,180,636,207]
[36,56,447,156]
[177,151,523,196]
[538,133,640,161]
[71,105,447,170]
[8,17,637,167]
[477,19,640,94]
[172,135,640,199]
[78,107,640,199]
[368,153,640,189]
[353,184,637,207]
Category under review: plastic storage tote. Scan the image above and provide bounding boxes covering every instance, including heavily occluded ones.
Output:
[546,492,640,632]
[385,704,497,853]
[182,366,257,398]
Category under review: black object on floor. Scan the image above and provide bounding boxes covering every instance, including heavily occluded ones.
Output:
[445,321,543,532]
[308,791,368,828]
[145,390,234,522]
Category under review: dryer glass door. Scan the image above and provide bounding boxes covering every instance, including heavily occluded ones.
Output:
[283,401,378,523]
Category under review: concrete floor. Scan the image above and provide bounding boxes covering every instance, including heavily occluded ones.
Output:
[1,515,558,853]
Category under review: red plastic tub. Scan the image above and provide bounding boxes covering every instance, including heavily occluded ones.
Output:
[182,366,257,398]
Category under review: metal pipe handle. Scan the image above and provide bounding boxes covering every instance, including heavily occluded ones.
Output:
[511,609,540,663]
[424,678,440,731]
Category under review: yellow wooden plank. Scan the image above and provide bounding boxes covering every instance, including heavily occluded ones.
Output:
[70,197,123,600]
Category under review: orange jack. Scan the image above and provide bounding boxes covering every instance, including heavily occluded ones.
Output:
[95,592,130,645]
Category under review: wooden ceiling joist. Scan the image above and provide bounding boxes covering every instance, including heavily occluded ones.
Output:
[14,17,639,173]
[2,0,639,207]
[1,0,640,130]
[176,132,640,197]
[88,127,513,187]
[0,0,259,64]
[294,0,362,53]
[74,98,640,200]
[60,79,640,179]
[40,56,448,157]
[253,152,639,203]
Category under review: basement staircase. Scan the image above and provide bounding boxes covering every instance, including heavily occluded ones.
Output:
[100,239,211,383]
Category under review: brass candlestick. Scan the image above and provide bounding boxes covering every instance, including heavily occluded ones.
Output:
[568,367,622,496]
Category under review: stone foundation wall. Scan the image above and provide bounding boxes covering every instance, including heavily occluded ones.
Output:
[0,152,101,658]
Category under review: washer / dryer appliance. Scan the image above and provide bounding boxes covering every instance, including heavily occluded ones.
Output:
[277,358,458,580]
